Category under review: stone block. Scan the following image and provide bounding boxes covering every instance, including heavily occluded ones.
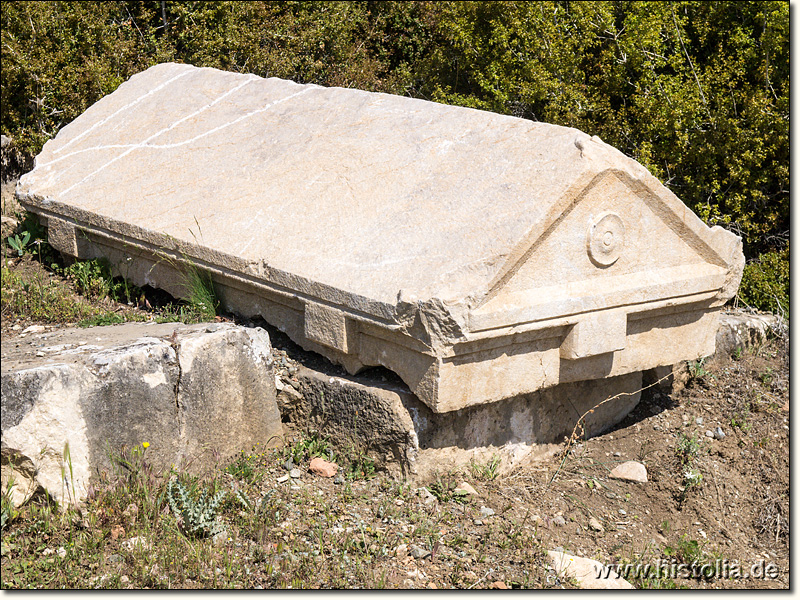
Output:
[283,361,641,479]
[16,63,744,412]
[1,322,281,506]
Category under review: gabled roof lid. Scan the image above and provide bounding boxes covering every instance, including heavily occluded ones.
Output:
[19,62,668,309]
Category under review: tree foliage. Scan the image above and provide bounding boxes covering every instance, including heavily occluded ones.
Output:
[1,1,788,310]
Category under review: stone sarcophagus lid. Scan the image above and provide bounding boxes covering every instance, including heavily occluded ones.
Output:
[16,63,744,413]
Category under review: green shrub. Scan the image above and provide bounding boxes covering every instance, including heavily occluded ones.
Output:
[737,246,789,318]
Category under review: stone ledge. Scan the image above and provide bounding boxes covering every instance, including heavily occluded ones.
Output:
[1,322,281,507]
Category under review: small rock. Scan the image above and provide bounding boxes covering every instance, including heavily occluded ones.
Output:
[714,427,725,440]
[612,452,621,457]
[490,581,509,589]
[120,575,130,585]
[695,417,704,425]
[277,474,290,483]
[609,461,647,483]
[333,474,344,485]
[653,424,661,431]
[395,543,409,558]
[289,468,303,479]
[480,506,495,518]
[532,515,544,526]
[309,457,338,478]
[418,487,437,505]
[552,515,566,527]
[22,325,46,334]
[107,553,124,564]
[548,551,634,589]
[473,519,484,526]
[1,215,20,240]
[588,517,604,532]
[705,430,715,438]
[454,482,479,497]
[121,536,151,552]
[781,400,789,412]
[212,531,229,546]
[427,583,438,589]
[618,509,627,515]
[409,545,430,560]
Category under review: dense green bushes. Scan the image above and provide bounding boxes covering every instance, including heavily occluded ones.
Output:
[738,246,789,318]
[1,1,788,314]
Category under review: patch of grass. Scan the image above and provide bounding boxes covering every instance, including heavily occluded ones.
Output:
[469,454,501,481]
[283,433,376,481]
[181,263,219,321]
[1,265,101,323]
[66,258,139,304]
[687,358,712,382]
[426,473,469,504]
[729,404,752,432]
[675,433,702,466]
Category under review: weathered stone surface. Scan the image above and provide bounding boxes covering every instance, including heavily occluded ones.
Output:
[16,63,744,412]
[548,551,635,589]
[282,358,642,479]
[1,322,281,506]
[1,215,19,239]
[714,309,786,360]
[609,461,648,483]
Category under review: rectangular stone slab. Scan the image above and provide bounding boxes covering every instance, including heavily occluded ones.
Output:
[16,63,745,412]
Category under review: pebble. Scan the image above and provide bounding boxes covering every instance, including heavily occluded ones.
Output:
[480,506,495,518]
[609,461,648,483]
[289,468,303,479]
[121,536,151,552]
[612,452,621,457]
[473,519,484,526]
[333,474,344,485]
[277,474,290,483]
[705,430,715,438]
[588,517,604,532]
[714,427,725,440]
[490,581,509,589]
[418,487,437,505]
[410,545,430,560]
[455,482,479,497]
[309,457,338,478]
[552,515,566,527]
[695,417,704,425]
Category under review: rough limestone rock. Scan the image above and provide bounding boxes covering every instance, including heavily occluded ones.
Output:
[284,361,642,478]
[1,322,281,506]
[714,309,786,359]
[609,461,648,483]
[548,551,635,589]
[16,62,744,413]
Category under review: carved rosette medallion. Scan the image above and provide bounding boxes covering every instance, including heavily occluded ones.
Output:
[587,212,625,266]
